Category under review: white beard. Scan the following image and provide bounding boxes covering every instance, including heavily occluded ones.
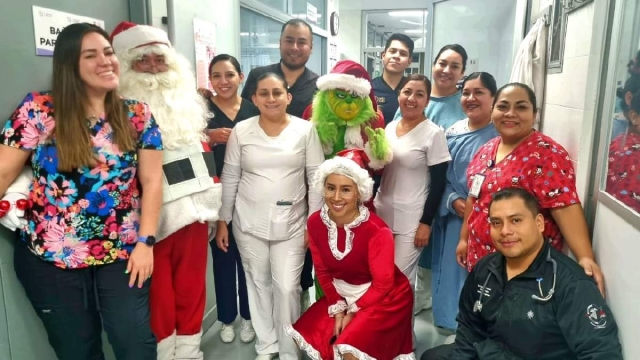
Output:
[118,48,209,150]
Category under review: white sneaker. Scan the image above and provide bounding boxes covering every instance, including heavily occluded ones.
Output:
[301,288,311,312]
[255,354,276,360]
[414,296,432,315]
[444,334,456,344]
[240,319,256,343]
[220,323,235,343]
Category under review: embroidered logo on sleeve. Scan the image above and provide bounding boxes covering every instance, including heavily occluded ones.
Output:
[586,304,607,329]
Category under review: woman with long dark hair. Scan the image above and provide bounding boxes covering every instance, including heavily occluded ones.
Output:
[0,23,163,359]
[205,54,259,344]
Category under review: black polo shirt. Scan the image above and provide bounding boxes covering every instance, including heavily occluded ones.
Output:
[240,62,319,118]
[206,98,260,177]
[372,76,404,125]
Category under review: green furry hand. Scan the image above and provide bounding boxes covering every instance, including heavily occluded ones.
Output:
[365,127,390,160]
[316,121,338,147]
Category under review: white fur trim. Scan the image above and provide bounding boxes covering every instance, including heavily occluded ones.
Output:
[175,330,204,360]
[112,25,170,56]
[344,125,364,149]
[157,183,222,241]
[364,142,393,170]
[118,43,176,65]
[317,73,371,97]
[313,158,374,202]
[157,331,177,360]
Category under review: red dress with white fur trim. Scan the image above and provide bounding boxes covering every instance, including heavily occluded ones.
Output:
[285,205,415,360]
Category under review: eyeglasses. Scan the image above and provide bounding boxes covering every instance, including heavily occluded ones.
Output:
[0,199,29,218]
[323,188,356,199]
[134,56,169,72]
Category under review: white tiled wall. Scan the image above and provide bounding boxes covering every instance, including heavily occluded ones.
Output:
[540,3,595,202]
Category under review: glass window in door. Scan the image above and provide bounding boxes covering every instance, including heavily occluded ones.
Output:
[602,0,640,214]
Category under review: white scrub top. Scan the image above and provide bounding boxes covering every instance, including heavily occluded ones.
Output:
[374,119,451,234]
[220,115,325,240]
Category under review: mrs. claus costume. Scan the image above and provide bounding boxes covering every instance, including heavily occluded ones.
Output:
[285,149,415,360]
[111,21,221,360]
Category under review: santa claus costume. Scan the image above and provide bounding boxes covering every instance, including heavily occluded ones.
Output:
[285,149,415,360]
[111,22,222,360]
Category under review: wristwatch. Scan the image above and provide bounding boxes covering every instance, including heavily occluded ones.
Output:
[137,235,157,246]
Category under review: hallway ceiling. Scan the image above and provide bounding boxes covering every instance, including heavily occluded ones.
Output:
[363,0,517,43]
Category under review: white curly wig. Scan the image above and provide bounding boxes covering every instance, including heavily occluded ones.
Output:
[313,157,374,202]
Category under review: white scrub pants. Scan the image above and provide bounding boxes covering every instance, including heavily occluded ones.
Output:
[233,223,305,360]
[394,231,423,290]
[395,229,426,348]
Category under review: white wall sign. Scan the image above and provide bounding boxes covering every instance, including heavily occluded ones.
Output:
[307,3,318,24]
[32,6,105,56]
[193,18,217,90]
[329,39,338,70]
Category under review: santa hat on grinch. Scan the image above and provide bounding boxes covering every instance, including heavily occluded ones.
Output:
[110,21,173,62]
[316,60,379,112]
[313,148,375,203]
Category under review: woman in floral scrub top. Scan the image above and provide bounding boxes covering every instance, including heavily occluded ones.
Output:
[455,83,605,294]
[0,24,163,360]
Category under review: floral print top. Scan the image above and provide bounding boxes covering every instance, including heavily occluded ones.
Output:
[1,92,163,269]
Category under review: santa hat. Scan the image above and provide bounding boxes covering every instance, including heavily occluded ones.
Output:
[110,21,171,56]
[317,60,378,112]
[313,149,375,202]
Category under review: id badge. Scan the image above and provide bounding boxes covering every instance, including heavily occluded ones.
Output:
[469,174,486,198]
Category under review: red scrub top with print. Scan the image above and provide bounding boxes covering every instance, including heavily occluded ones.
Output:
[465,132,580,271]
[606,131,640,213]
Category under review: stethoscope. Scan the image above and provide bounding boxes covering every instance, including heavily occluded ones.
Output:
[473,249,558,313]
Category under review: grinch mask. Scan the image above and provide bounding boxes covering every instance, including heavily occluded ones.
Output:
[327,89,366,121]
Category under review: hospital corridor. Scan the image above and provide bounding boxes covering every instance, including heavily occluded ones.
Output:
[0,0,639,359]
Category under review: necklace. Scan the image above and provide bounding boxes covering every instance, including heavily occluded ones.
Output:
[329,208,360,226]
[86,103,104,126]
[87,114,99,126]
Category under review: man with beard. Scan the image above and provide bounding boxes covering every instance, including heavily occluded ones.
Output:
[241,18,319,311]
[241,19,318,119]
[110,21,222,360]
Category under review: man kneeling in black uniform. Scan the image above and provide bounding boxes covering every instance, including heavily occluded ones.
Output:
[422,187,622,360]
